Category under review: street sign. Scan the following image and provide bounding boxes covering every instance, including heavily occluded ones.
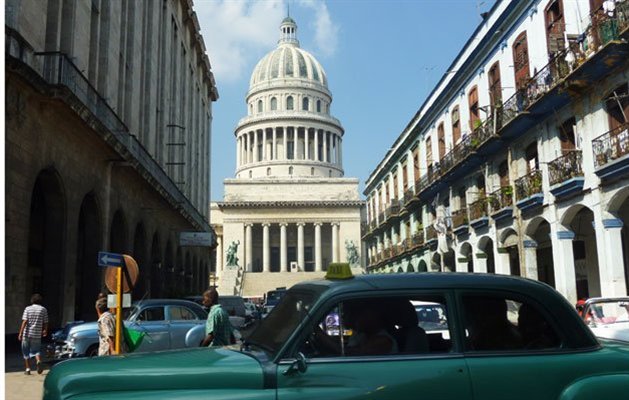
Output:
[104,255,139,293]
[98,251,124,267]
[179,231,214,247]
[107,293,131,308]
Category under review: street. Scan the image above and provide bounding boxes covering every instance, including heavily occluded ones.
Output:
[5,351,48,400]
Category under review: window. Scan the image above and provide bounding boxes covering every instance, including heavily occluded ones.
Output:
[461,294,560,351]
[287,96,294,110]
[499,160,509,187]
[525,142,538,172]
[426,137,433,168]
[137,307,165,322]
[412,146,420,183]
[257,100,263,113]
[437,122,446,160]
[559,117,577,153]
[169,306,196,321]
[545,0,565,57]
[271,97,278,110]
[302,97,309,111]
[289,166,294,175]
[299,295,452,358]
[402,162,408,191]
[385,180,390,204]
[451,106,461,145]
[512,31,530,90]
[393,171,399,200]
[267,167,272,176]
[468,86,480,131]
[605,84,629,131]
[488,62,502,112]
[316,100,322,112]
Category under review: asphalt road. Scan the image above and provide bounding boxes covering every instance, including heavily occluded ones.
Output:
[5,351,49,400]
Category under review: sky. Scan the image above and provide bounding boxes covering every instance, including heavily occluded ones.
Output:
[194,0,497,201]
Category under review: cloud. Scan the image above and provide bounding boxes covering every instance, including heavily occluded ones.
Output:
[194,0,338,83]
[297,0,338,57]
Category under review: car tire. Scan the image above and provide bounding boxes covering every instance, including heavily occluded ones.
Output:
[86,344,99,358]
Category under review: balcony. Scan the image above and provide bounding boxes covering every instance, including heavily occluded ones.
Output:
[411,230,425,249]
[425,225,438,244]
[515,170,544,212]
[489,186,514,222]
[592,123,629,182]
[469,198,489,230]
[385,200,403,224]
[451,208,469,236]
[548,150,585,200]
[415,165,444,201]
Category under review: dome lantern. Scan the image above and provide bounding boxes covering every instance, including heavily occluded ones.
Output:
[279,16,299,46]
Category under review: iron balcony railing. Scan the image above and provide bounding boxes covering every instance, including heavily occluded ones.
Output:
[469,198,489,221]
[17,50,210,231]
[403,188,414,204]
[489,186,514,213]
[515,170,543,201]
[412,229,425,248]
[378,211,386,225]
[548,150,584,186]
[451,208,469,229]
[426,225,438,242]
[592,123,629,168]
[388,200,402,216]
[369,220,377,231]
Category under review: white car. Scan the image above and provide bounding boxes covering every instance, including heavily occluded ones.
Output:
[582,297,629,343]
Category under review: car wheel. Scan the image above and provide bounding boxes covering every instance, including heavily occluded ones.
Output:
[86,344,99,358]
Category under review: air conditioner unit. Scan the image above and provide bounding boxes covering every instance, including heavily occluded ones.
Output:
[290,262,299,272]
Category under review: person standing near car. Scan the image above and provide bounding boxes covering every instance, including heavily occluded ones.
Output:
[96,297,116,356]
[18,293,48,375]
[201,288,233,347]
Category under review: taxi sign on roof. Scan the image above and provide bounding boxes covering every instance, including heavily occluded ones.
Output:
[325,263,354,280]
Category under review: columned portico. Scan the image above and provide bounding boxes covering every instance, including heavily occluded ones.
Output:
[315,223,322,271]
[297,223,305,269]
[280,223,288,271]
[332,222,340,262]
[262,223,270,272]
[245,223,253,272]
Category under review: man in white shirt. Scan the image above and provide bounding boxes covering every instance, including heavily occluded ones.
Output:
[18,293,48,375]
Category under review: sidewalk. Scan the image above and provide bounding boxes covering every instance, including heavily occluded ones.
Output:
[5,350,49,400]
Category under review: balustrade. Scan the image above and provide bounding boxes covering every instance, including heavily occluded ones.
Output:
[515,170,543,201]
[469,198,489,221]
[489,186,514,213]
[592,123,629,168]
[548,151,583,186]
[451,208,469,228]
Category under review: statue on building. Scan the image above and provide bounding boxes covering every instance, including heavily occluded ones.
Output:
[345,240,360,266]
[226,240,240,268]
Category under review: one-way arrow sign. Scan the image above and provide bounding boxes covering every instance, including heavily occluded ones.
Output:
[98,251,124,267]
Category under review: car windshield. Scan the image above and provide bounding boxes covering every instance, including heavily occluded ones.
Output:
[586,301,629,326]
[246,289,319,355]
[266,290,285,306]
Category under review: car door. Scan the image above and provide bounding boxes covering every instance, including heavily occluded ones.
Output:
[167,305,200,349]
[276,291,473,400]
[131,305,170,352]
[459,291,599,400]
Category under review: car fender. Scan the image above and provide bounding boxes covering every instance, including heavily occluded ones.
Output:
[185,324,206,347]
[559,374,629,400]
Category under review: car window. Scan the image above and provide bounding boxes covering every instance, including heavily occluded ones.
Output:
[462,294,560,352]
[137,306,165,322]
[300,295,453,358]
[169,306,197,321]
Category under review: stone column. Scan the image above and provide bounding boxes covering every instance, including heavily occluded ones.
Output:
[314,129,319,161]
[253,130,259,162]
[495,247,511,275]
[293,127,298,160]
[297,223,305,270]
[262,223,270,272]
[338,136,343,167]
[244,134,249,164]
[245,223,253,272]
[332,222,339,263]
[280,223,287,271]
[272,127,277,160]
[314,223,322,271]
[522,239,539,280]
[551,227,577,304]
[305,128,310,160]
[323,131,328,163]
[600,218,627,297]
[236,137,241,167]
[262,129,267,161]
[283,128,288,160]
[473,250,488,273]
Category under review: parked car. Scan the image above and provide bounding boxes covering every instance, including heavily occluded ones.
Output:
[185,294,249,329]
[44,272,629,400]
[54,299,207,359]
[261,288,287,318]
[580,297,629,342]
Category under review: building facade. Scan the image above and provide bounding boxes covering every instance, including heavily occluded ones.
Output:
[212,18,363,297]
[5,0,218,331]
[363,0,629,305]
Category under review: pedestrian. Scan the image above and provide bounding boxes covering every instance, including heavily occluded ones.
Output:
[18,293,48,375]
[201,288,233,347]
[96,297,116,356]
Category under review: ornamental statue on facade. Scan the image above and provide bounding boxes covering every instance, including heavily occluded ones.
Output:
[345,240,360,266]
[226,240,240,268]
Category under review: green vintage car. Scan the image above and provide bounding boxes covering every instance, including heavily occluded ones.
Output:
[44,273,629,400]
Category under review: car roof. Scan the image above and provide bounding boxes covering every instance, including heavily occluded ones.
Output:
[134,298,203,307]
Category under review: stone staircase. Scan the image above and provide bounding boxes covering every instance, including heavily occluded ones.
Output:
[217,266,244,295]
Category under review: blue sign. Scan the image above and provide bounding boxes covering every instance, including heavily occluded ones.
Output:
[98,251,124,267]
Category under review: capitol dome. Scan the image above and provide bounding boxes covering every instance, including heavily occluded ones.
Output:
[249,17,328,91]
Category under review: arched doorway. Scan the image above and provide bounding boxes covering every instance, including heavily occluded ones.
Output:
[563,206,601,299]
[460,242,474,272]
[417,259,428,272]
[149,232,162,298]
[501,229,521,276]
[608,188,629,295]
[431,252,441,271]
[443,249,455,272]
[132,222,148,298]
[27,169,66,328]
[525,217,555,287]
[110,209,128,254]
[75,192,101,321]
[407,264,416,273]
[478,237,495,273]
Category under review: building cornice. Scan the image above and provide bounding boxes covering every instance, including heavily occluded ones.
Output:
[236,111,344,134]
[217,200,365,208]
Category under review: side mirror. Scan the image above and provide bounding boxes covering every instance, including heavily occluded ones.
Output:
[283,352,308,375]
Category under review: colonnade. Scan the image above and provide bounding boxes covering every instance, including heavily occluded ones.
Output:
[243,221,341,272]
[236,127,343,167]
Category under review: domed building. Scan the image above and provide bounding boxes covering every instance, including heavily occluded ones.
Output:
[211,17,363,296]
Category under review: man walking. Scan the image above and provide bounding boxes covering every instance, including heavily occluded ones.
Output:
[201,288,233,347]
[18,293,48,375]
[96,297,116,356]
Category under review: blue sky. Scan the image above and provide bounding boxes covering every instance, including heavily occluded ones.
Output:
[195,0,496,201]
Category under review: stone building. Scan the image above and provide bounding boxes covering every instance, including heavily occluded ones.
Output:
[212,17,363,297]
[5,0,218,331]
[363,0,629,305]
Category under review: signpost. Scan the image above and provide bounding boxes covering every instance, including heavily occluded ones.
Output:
[97,251,139,355]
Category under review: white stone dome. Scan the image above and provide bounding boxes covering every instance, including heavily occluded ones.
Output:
[249,17,328,91]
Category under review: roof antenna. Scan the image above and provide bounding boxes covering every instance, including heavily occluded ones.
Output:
[287,1,290,17]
